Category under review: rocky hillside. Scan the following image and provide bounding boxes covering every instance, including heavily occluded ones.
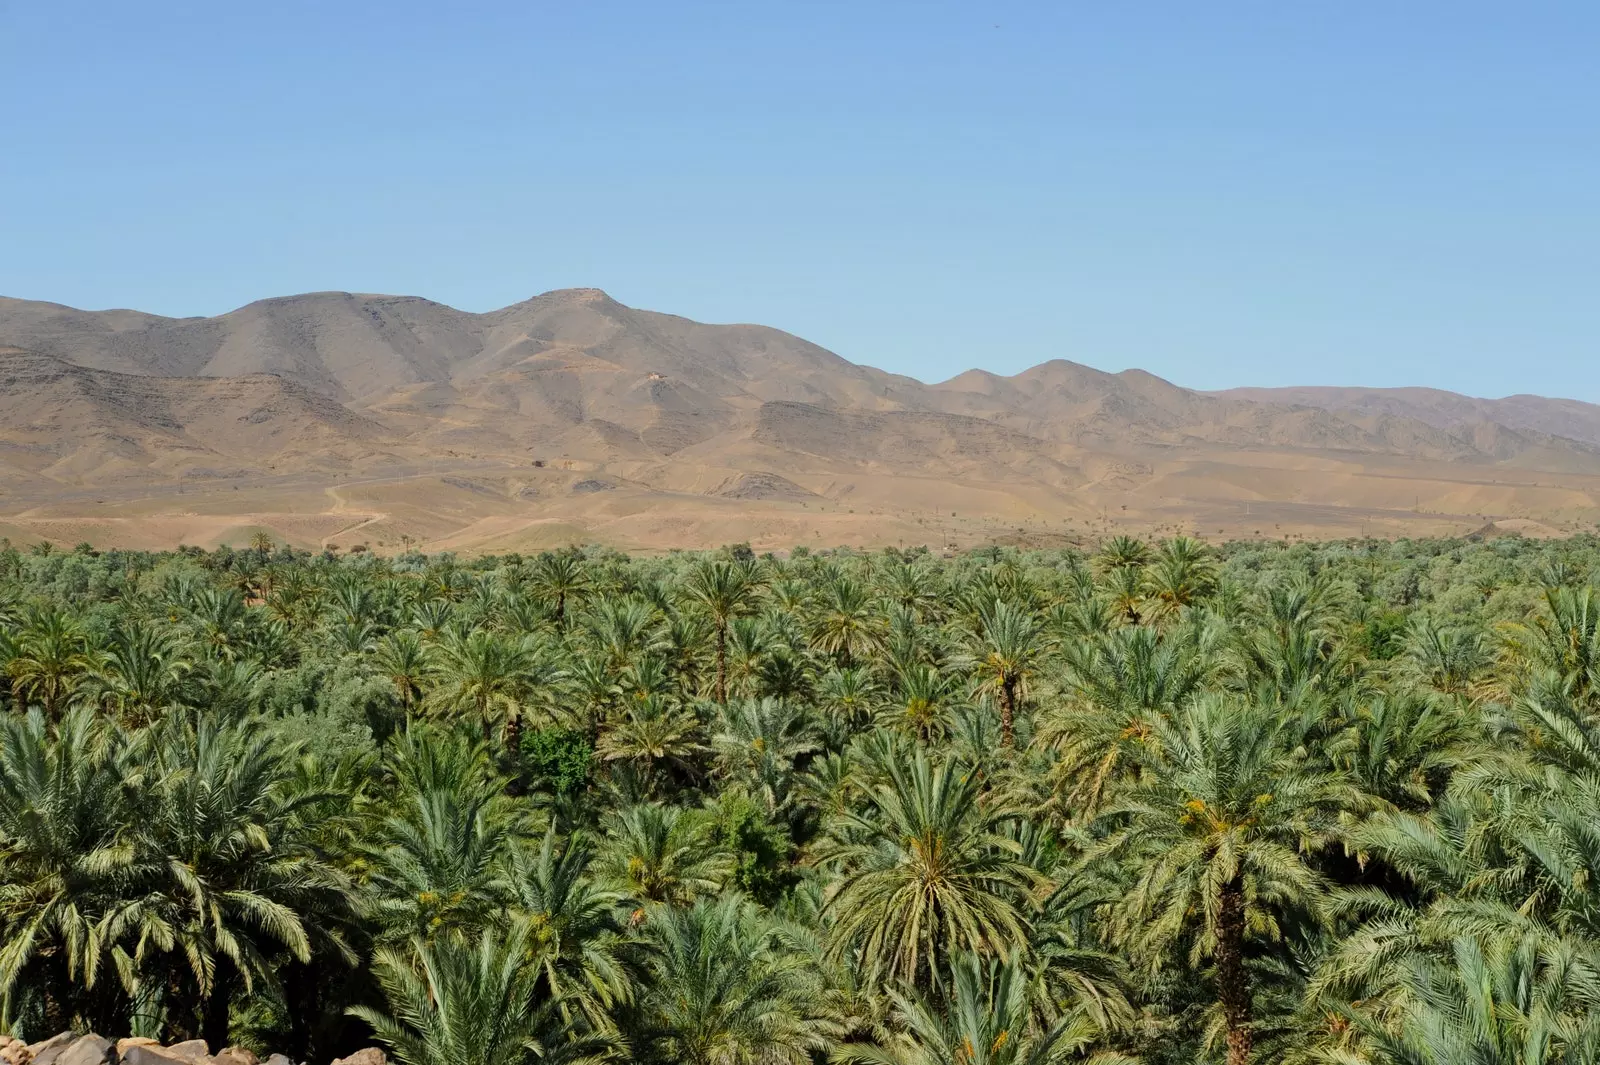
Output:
[4,287,1600,550]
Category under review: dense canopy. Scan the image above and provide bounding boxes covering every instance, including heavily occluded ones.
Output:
[5,531,1600,1065]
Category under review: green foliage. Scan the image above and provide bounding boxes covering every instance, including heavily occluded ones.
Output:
[12,533,1600,1062]
[520,726,592,797]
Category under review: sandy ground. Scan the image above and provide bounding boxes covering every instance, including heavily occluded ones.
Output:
[2,445,1594,554]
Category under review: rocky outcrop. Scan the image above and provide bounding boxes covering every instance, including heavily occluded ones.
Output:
[0,1037,383,1065]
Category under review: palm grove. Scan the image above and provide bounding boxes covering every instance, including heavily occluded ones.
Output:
[5,532,1600,1065]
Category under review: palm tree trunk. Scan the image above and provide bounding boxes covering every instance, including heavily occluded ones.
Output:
[504,707,524,794]
[999,676,1016,747]
[1217,875,1252,1065]
[203,962,234,1052]
[715,623,727,704]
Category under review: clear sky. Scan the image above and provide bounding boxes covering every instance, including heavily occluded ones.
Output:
[2,2,1597,398]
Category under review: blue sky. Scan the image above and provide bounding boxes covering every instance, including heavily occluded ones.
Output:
[2,2,1597,397]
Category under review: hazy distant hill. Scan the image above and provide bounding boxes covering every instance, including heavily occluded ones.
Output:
[3,288,1599,551]
[1213,385,1600,449]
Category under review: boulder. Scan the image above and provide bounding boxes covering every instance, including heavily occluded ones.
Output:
[262,1056,292,1065]
[161,1046,209,1065]
[0,1037,31,1065]
[330,1051,385,1065]
[55,1037,113,1065]
[28,1035,76,1065]
[214,1051,258,1065]
[121,1047,192,1065]
[113,1044,157,1060]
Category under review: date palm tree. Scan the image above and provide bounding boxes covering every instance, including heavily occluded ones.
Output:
[595,693,707,794]
[1042,624,1210,817]
[1143,536,1217,622]
[88,621,194,724]
[0,709,133,1033]
[431,629,559,763]
[7,608,95,719]
[818,751,1036,990]
[838,951,1134,1065]
[368,731,520,942]
[528,552,592,627]
[811,575,884,670]
[595,803,732,916]
[712,697,822,816]
[506,829,632,1028]
[1327,934,1600,1065]
[682,559,764,704]
[883,663,963,745]
[637,894,823,1065]
[352,925,607,1065]
[1399,615,1488,699]
[371,629,438,724]
[105,715,355,1046]
[1088,692,1353,1065]
[1094,536,1150,576]
[968,599,1048,747]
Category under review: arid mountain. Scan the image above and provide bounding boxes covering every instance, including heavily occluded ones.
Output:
[1213,385,1600,450]
[0,347,389,485]
[3,289,1600,553]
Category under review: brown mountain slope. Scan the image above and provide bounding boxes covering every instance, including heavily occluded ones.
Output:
[0,288,923,409]
[0,347,392,484]
[4,290,1600,552]
[1214,385,1600,450]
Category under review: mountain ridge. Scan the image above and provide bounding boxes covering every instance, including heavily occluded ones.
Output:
[4,289,1600,552]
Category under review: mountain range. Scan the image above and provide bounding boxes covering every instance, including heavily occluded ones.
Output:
[2,288,1597,552]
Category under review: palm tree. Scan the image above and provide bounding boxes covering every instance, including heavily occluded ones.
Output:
[811,575,884,670]
[682,559,763,703]
[711,697,821,816]
[7,608,95,719]
[506,830,632,1027]
[637,894,822,1065]
[878,560,943,621]
[595,803,732,916]
[1400,615,1488,699]
[88,621,194,724]
[969,598,1048,747]
[1329,692,1471,812]
[0,710,133,1032]
[816,667,880,739]
[883,663,963,744]
[818,751,1036,990]
[352,926,606,1065]
[1088,693,1352,1065]
[371,629,438,723]
[1101,567,1147,627]
[1328,934,1600,1065]
[595,694,707,792]
[368,731,520,942]
[187,586,250,660]
[1042,623,1211,817]
[107,715,355,1046]
[1143,536,1217,621]
[1229,575,1352,703]
[581,596,666,675]
[838,951,1133,1065]
[1498,585,1600,704]
[528,552,591,627]
[431,629,557,762]
[1094,536,1150,575]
